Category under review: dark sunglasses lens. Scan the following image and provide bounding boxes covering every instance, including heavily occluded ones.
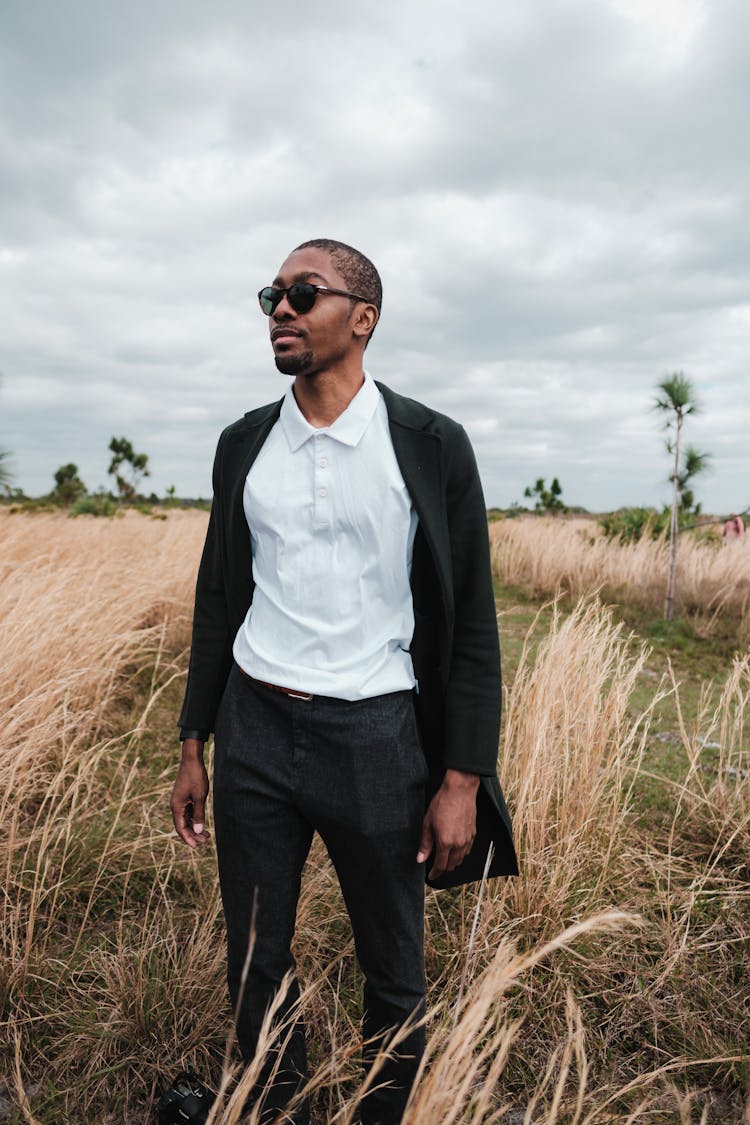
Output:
[258,287,278,315]
[287,283,317,313]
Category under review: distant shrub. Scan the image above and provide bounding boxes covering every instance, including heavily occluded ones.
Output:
[50,463,87,507]
[599,506,669,543]
[598,505,710,544]
[6,494,55,514]
[70,492,118,518]
[523,476,567,515]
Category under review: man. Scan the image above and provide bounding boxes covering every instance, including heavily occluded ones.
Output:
[171,239,517,1124]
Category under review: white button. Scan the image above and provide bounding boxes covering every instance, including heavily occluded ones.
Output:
[319,457,328,468]
[318,487,327,497]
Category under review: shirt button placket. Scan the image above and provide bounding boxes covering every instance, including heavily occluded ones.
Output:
[314,435,330,526]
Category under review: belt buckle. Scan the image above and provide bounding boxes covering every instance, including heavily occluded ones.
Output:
[288,689,313,701]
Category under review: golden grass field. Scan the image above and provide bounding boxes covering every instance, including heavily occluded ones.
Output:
[1,509,748,1123]
[490,517,750,640]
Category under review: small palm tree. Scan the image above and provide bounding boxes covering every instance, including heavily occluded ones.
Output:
[676,446,711,514]
[654,373,710,620]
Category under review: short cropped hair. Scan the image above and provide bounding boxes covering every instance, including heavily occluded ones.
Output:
[294,238,382,341]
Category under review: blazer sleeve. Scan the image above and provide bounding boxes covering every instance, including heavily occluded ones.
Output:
[441,425,502,775]
[178,430,235,738]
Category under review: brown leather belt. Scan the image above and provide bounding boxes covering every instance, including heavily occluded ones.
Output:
[240,668,313,701]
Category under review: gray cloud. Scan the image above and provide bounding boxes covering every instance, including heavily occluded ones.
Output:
[1,0,748,514]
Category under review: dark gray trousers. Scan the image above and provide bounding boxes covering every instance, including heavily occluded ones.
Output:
[213,665,428,1125]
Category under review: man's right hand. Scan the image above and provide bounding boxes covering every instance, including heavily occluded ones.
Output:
[170,739,210,849]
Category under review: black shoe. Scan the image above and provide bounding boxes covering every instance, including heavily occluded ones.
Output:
[156,1071,216,1124]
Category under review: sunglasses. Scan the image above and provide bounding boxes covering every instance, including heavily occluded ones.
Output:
[258,282,368,316]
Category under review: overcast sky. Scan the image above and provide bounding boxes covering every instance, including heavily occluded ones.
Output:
[1,0,748,512]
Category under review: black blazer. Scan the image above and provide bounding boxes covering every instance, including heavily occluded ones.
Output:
[179,382,518,887]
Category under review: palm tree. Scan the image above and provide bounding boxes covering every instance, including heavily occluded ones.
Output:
[676,445,712,514]
[654,373,709,620]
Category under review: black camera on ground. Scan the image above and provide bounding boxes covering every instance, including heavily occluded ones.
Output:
[157,1071,216,1124]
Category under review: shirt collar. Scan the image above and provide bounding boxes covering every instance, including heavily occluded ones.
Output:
[280,371,381,452]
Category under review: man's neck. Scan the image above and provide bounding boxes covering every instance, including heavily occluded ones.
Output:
[291,364,366,428]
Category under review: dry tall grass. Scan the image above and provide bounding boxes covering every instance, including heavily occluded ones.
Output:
[1,509,212,1104]
[495,599,658,930]
[672,651,750,858]
[1,510,747,1122]
[490,517,750,638]
[2,508,205,792]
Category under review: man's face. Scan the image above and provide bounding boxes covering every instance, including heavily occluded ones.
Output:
[267,247,364,377]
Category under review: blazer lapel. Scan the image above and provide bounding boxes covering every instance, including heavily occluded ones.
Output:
[378,383,453,617]
[223,401,283,607]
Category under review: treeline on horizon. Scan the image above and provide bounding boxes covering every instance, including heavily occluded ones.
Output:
[1,469,732,549]
[2,366,745,546]
[0,436,211,517]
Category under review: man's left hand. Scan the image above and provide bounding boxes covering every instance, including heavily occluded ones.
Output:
[417,769,480,880]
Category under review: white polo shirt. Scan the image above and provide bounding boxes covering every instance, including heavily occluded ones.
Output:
[232,373,418,699]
